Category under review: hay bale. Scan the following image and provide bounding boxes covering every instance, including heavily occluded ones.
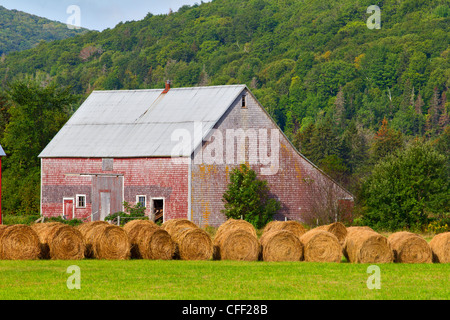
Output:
[260,230,303,262]
[0,225,40,260]
[262,221,282,233]
[344,228,393,264]
[213,229,260,261]
[316,222,347,246]
[162,219,199,236]
[77,222,130,260]
[300,229,342,263]
[171,227,213,260]
[429,232,450,263]
[263,220,306,240]
[347,226,375,233]
[32,223,85,260]
[123,220,159,242]
[124,219,158,231]
[216,219,257,239]
[387,232,432,263]
[127,224,176,260]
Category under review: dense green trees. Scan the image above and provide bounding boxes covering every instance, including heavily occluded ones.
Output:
[1,77,78,215]
[0,6,87,55]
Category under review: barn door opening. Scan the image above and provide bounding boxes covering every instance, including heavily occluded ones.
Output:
[152,198,164,223]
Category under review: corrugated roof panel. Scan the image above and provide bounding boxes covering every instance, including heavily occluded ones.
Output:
[39,85,246,158]
[67,90,164,125]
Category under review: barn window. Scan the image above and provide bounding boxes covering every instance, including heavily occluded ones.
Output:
[136,195,147,208]
[102,158,114,171]
[76,195,86,208]
[241,95,247,108]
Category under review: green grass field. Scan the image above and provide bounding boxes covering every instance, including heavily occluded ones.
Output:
[0,260,448,300]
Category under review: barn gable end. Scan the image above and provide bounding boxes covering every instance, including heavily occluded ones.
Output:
[191,88,353,227]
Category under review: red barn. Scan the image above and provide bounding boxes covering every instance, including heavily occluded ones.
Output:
[0,144,5,224]
[39,84,353,227]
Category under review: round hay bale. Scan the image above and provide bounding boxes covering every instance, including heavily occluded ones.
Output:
[260,230,303,262]
[347,226,374,233]
[262,221,282,234]
[216,219,257,240]
[387,232,432,263]
[77,221,109,236]
[162,219,199,236]
[263,221,306,240]
[429,232,450,263]
[213,229,260,261]
[123,219,159,241]
[77,222,130,260]
[316,222,347,246]
[300,229,342,263]
[0,225,40,260]
[32,223,85,260]
[128,224,176,260]
[172,227,213,260]
[344,228,393,264]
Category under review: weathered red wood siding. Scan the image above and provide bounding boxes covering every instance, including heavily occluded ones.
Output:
[41,158,189,221]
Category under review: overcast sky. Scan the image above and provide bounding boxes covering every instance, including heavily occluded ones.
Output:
[0,0,210,31]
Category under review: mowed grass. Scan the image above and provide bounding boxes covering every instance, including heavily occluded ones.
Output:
[0,260,448,300]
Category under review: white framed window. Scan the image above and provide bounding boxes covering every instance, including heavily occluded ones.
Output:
[136,195,147,208]
[76,194,86,208]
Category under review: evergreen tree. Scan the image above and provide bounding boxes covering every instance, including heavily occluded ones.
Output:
[334,87,345,130]
[426,88,441,135]
[370,118,404,163]
[438,91,449,131]
[293,122,315,161]
[309,118,339,164]
[340,120,369,174]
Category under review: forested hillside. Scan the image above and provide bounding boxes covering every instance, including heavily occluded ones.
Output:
[0,0,448,230]
[0,5,88,55]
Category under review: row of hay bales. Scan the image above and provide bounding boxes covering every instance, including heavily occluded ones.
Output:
[0,220,448,263]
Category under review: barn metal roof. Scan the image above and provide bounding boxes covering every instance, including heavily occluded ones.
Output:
[0,144,5,157]
[39,85,247,158]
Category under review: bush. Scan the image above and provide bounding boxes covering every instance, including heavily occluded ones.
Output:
[2,214,40,225]
[426,219,450,234]
[105,201,148,226]
[222,164,281,229]
[45,216,84,227]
